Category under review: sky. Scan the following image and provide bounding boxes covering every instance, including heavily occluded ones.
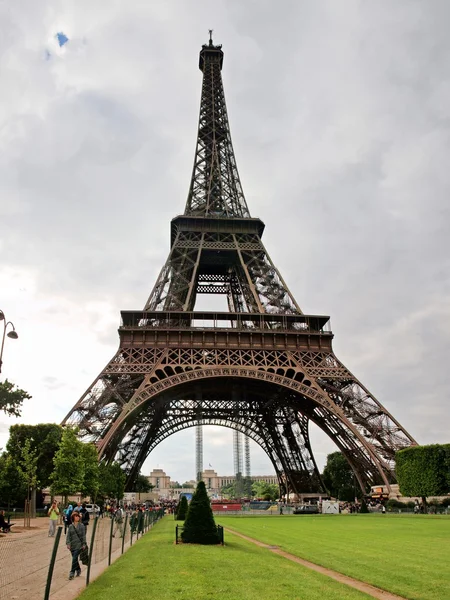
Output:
[1,0,449,485]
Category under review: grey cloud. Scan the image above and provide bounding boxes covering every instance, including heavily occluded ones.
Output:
[1,0,449,476]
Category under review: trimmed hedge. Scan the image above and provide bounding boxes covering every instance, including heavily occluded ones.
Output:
[176,495,188,520]
[396,444,450,498]
[181,481,220,545]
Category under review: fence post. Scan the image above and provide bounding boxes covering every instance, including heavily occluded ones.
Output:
[121,513,128,554]
[44,525,63,600]
[86,515,99,586]
[108,513,114,566]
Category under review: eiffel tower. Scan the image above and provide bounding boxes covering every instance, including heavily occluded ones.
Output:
[63,35,417,496]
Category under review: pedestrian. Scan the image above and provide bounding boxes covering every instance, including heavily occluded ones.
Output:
[130,508,139,534]
[137,507,145,534]
[113,506,124,538]
[80,502,90,533]
[64,503,73,534]
[66,512,86,580]
[48,500,60,537]
[381,504,386,514]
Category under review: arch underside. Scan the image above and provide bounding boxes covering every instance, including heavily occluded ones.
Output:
[63,346,416,495]
[97,375,394,494]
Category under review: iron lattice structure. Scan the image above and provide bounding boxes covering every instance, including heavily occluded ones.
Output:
[63,38,417,496]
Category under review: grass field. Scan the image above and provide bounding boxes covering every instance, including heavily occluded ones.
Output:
[222,514,450,600]
[77,517,371,600]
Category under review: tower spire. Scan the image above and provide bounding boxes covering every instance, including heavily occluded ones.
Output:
[185,35,250,217]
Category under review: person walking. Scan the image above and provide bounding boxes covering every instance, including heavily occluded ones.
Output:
[137,507,145,535]
[66,512,86,580]
[48,500,60,537]
[112,506,124,538]
[64,504,73,534]
[80,502,90,535]
[130,508,139,535]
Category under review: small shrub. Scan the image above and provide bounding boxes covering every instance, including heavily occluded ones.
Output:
[181,481,220,545]
[176,496,188,520]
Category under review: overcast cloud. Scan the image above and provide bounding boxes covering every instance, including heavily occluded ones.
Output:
[1,0,449,484]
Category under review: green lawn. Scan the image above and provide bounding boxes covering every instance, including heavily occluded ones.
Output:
[77,517,371,600]
[222,514,450,600]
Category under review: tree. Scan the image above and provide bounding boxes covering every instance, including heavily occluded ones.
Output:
[7,424,63,488]
[396,444,450,504]
[0,379,31,417]
[132,473,153,501]
[0,453,26,508]
[176,495,188,520]
[50,428,85,503]
[181,481,219,545]
[252,480,278,501]
[221,482,237,498]
[98,462,126,501]
[18,439,39,511]
[80,443,100,501]
[243,476,253,498]
[322,452,356,502]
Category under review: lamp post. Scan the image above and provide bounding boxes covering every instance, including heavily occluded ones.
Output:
[0,309,19,373]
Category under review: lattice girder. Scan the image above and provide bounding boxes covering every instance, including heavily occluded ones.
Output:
[63,38,417,497]
[99,379,327,492]
[83,338,397,484]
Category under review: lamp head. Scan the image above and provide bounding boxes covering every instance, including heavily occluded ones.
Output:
[0,311,4,321]
[7,331,18,340]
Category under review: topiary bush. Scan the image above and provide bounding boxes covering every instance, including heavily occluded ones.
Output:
[176,495,188,520]
[181,481,220,545]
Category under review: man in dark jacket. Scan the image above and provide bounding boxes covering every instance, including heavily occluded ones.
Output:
[79,503,90,533]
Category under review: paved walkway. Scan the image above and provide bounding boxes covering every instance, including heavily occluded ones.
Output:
[224,527,408,600]
[0,516,134,600]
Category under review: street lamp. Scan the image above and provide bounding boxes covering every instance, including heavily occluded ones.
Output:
[0,310,19,373]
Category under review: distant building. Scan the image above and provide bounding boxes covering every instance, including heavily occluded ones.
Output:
[146,467,277,500]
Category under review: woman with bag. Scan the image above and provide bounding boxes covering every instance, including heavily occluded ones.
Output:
[66,512,87,580]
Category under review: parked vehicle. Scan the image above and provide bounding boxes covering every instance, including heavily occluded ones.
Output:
[85,504,100,515]
[293,504,319,515]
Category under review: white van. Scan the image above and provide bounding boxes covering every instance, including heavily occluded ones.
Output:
[84,504,100,515]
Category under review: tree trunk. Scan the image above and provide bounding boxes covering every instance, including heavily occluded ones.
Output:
[421,496,427,513]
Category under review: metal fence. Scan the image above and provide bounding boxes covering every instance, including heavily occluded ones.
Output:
[0,509,164,600]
